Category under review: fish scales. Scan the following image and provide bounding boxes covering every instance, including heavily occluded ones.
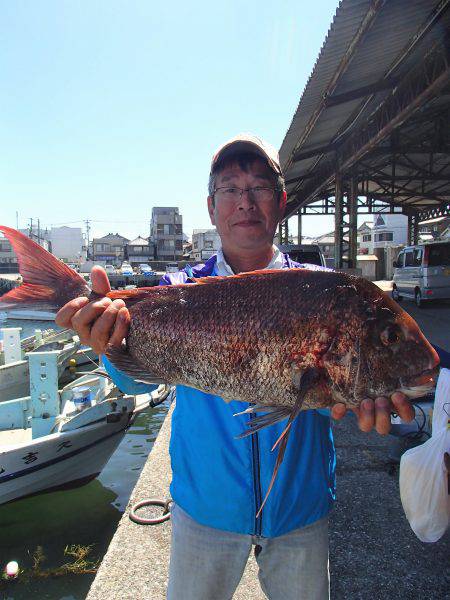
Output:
[120,268,438,410]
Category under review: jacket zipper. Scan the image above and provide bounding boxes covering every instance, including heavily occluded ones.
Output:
[250,413,263,535]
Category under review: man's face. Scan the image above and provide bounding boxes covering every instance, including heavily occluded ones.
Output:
[207,158,286,253]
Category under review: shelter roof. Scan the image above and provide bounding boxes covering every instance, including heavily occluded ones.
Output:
[280,0,450,219]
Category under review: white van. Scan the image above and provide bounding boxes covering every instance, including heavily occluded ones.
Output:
[279,244,326,267]
[166,262,179,273]
[392,241,450,307]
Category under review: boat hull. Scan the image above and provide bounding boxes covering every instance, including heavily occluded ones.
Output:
[0,412,132,505]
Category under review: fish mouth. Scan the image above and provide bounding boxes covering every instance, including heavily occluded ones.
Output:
[398,365,440,398]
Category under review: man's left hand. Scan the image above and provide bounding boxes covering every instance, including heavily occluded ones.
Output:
[330,392,414,435]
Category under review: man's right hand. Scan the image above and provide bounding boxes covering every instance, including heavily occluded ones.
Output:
[55,266,130,355]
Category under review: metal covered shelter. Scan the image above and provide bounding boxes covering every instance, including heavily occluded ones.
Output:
[279,0,450,268]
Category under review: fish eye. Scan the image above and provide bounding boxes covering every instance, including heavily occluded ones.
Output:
[380,326,401,346]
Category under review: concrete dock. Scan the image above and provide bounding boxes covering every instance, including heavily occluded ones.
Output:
[87,411,449,599]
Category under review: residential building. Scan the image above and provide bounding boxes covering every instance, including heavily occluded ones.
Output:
[357,221,374,254]
[151,207,183,261]
[125,236,154,266]
[49,226,86,264]
[191,228,221,261]
[92,233,129,265]
[372,213,408,248]
[0,234,17,270]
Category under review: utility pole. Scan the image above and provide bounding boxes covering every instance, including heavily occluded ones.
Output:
[15,211,18,229]
[85,220,91,260]
[29,218,33,238]
[37,219,41,245]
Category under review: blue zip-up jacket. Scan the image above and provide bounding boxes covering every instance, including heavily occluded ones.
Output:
[105,254,336,537]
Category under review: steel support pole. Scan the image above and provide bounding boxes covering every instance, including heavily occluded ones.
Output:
[297,210,302,244]
[348,177,358,268]
[278,220,289,245]
[334,172,344,268]
[412,214,419,245]
[407,213,419,246]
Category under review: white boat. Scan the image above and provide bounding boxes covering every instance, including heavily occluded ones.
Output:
[0,309,56,321]
[0,327,96,403]
[0,327,56,366]
[0,349,169,504]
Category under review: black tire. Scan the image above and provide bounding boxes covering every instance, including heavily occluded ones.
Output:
[391,286,402,302]
[415,289,423,308]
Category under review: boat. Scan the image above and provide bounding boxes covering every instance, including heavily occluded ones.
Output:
[0,327,97,403]
[0,345,169,504]
[0,327,56,366]
[0,309,56,321]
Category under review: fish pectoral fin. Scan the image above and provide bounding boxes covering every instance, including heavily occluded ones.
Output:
[292,365,321,397]
[105,343,166,385]
[251,369,321,518]
[234,405,292,438]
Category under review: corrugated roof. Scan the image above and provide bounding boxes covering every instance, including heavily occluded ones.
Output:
[279,0,450,216]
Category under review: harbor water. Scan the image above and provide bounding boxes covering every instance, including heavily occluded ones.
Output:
[0,319,168,600]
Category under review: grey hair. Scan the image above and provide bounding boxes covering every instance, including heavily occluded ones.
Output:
[208,153,285,202]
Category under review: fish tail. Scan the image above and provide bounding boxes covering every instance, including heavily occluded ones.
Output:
[0,225,90,311]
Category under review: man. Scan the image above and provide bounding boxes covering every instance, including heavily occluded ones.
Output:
[56,134,413,599]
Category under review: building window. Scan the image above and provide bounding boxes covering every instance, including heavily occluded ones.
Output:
[375,232,393,242]
[362,234,371,242]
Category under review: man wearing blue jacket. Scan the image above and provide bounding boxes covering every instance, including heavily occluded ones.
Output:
[56,134,413,599]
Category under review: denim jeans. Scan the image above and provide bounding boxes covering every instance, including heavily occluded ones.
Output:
[167,503,330,600]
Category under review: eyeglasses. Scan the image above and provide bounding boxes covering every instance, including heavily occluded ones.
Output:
[213,186,276,204]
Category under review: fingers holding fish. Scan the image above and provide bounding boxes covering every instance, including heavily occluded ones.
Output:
[355,399,375,433]
[374,397,392,435]
[90,265,112,296]
[104,306,130,348]
[354,393,411,434]
[390,391,414,423]
[55,296,90,328]
[71,298,124,354]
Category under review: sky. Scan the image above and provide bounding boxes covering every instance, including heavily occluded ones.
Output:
[1,0,343,242]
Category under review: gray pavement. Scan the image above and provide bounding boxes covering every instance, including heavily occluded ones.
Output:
[87,298,450,600]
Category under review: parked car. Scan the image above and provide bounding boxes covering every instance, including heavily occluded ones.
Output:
[138,263,157,276]
[166,262,179,273]
[392,241,450,307]
[121,262,134,276]
[279,244,326,267]
[104,264,115,274]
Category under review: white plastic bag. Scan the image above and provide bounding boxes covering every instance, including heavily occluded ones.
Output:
[399,367,450,543]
